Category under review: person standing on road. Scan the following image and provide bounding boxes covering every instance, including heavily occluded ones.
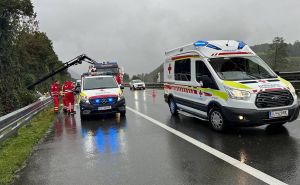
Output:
[50,80,60,113]
[62,81,69,113]
[65,81,76,115]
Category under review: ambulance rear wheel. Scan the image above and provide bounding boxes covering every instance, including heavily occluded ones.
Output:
[209,108,227,132]
[169,98,178,116]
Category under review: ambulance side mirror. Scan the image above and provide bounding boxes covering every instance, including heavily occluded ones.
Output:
[200,75,213,88]
[120,85,124,90]
[275,71,280,75]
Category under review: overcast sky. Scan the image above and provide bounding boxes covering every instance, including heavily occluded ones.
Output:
[32,0,300,77]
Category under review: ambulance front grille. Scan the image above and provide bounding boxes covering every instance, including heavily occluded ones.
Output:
[255,90,293,108]
[89,97,118,106]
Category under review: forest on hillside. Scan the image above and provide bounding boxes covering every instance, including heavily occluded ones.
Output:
[0,0,70,116]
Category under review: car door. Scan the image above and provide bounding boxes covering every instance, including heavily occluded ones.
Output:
[173,58,193,109]
[192,60,219,117]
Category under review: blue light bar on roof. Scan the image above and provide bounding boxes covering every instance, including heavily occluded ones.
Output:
[206,44,222,50]
[194,41,208,47]
[238,41,246,49]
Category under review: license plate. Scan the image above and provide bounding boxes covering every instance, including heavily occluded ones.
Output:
[98,106,111,110]
[269,110,288,118]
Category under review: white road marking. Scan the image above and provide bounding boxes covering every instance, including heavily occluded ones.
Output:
[127,106,287,185]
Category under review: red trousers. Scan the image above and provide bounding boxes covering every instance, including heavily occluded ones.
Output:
[63,95,68,110]
[65,92,75,112]
[53,95,59,112]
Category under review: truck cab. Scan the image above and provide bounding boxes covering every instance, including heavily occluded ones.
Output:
[164,40,299,131]
[79,74,126,118]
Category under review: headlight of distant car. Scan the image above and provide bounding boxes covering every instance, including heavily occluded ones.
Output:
[81,96,90,103]
[225,86,251,100]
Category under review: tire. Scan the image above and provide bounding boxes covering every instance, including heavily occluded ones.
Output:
[209,108,227,132]
[120,111,126,117]
[168,98,178,115]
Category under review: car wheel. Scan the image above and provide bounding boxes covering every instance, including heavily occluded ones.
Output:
[209,108,227,132]
[168,98,178,115]
[120,111,126,117]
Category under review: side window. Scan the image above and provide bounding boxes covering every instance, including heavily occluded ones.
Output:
[196,61,218,89]
[174,59,191,81]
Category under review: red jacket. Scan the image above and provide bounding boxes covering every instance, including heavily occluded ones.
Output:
[65,81,74,94]
[50,82,60,96]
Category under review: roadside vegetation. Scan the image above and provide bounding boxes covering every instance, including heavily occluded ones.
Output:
[0,0,70,116]
[0,107,54,185]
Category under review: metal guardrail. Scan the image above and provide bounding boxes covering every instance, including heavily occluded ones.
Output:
[0,97,52,142]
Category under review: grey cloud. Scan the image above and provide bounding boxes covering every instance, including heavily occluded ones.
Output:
[33,0,300,75]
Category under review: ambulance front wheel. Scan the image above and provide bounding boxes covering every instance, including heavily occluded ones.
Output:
[209,108,227,132]
[120,111,126,117]
[169,98,178,116]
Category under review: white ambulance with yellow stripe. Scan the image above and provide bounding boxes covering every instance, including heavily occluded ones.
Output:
[164,40,299,131]
[79,73,126,118]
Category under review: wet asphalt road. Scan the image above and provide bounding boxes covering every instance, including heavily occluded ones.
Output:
[15,89,300,185]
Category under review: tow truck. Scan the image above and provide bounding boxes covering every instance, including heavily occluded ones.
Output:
[89,61,123,84]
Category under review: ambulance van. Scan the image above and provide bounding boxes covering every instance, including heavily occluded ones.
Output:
[164,40,299,131]
[79,72,126,118]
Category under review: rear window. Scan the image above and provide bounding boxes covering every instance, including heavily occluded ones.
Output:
[83,77,118,90]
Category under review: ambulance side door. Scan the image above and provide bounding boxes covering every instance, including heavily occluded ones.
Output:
[194,60,219,116]
[173,58,193,107]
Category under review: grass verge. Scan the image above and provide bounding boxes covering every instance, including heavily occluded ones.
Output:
[0,107,54,185]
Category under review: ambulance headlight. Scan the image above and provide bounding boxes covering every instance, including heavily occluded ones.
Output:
[225,87,251,100]
[118,94,125,101]
[81,96,90,103]
[287,84,297,96]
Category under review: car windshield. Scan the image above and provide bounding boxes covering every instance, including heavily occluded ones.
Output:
[209,56,277,81]
[83,77,118,90]
[132,80,142,83]
[96,67,119,74]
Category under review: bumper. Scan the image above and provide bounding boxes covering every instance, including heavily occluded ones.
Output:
[222,103,300,126]
[80,98,126,115]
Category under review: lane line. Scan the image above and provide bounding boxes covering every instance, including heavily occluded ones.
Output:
[127,106,287,185]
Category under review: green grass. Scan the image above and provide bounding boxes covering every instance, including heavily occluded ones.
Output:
[0,107,54,185]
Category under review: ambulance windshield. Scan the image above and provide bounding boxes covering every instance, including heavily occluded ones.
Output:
[83,76,118,90]
[209,56,277,81]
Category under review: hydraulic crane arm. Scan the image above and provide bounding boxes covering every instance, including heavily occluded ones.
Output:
[27,54,97,90]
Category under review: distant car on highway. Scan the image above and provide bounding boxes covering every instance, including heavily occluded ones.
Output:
[79,73,126,118]
[164,40,299,132]
[129,79,146,90]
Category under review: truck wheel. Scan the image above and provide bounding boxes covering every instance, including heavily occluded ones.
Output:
[209,108,227,132]
[169,98,178,115]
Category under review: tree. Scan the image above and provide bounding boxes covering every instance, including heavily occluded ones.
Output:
[268,37,288,70]
[0,0,71,116]
[122,73,130,82]
[131,75,141,80]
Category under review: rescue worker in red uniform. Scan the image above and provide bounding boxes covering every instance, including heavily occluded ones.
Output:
[65,81,76,114]
[50,80,60,113]
[62,81,69,113]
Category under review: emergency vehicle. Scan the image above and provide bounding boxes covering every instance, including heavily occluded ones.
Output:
[89,62,123,84]
[79,72,126,118]
[164,40,299,131]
